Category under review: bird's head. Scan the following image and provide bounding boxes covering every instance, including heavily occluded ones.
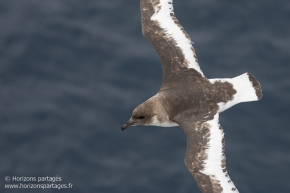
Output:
[121,100,156,130]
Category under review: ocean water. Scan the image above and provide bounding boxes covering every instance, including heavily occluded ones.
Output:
[0,0,289,192]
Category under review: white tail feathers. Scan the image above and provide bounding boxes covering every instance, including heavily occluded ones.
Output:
[209,73,262,113]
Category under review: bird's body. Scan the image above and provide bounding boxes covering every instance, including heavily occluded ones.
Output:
[121,0,262,192]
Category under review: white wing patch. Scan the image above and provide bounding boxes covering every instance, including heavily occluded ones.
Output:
[209,73,259,113]
[201,113,239,192]
[151,0,204,76]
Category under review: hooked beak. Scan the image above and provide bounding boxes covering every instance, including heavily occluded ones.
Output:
[121,119,134,131]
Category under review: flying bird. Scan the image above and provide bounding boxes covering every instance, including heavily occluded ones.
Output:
[121,0,262,192]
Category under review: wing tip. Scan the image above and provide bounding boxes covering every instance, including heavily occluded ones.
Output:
[247,72,263,100]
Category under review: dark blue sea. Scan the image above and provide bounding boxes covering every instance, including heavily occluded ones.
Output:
[0,0,289,192]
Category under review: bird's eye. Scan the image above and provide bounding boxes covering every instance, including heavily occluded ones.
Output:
[138,116,145,119]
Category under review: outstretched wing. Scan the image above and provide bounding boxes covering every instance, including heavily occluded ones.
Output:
[140,0,205,88]
[174,110,239,193]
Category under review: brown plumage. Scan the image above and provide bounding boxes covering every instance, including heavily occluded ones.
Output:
[121,1,262,192]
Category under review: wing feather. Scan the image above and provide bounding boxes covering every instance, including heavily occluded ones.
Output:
[140,0,204,84]
[174,112,239,193]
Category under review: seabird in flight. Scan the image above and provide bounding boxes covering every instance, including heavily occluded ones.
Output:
[121,0,262,192]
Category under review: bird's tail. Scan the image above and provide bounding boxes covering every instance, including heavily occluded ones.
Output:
[209,73,262,112]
